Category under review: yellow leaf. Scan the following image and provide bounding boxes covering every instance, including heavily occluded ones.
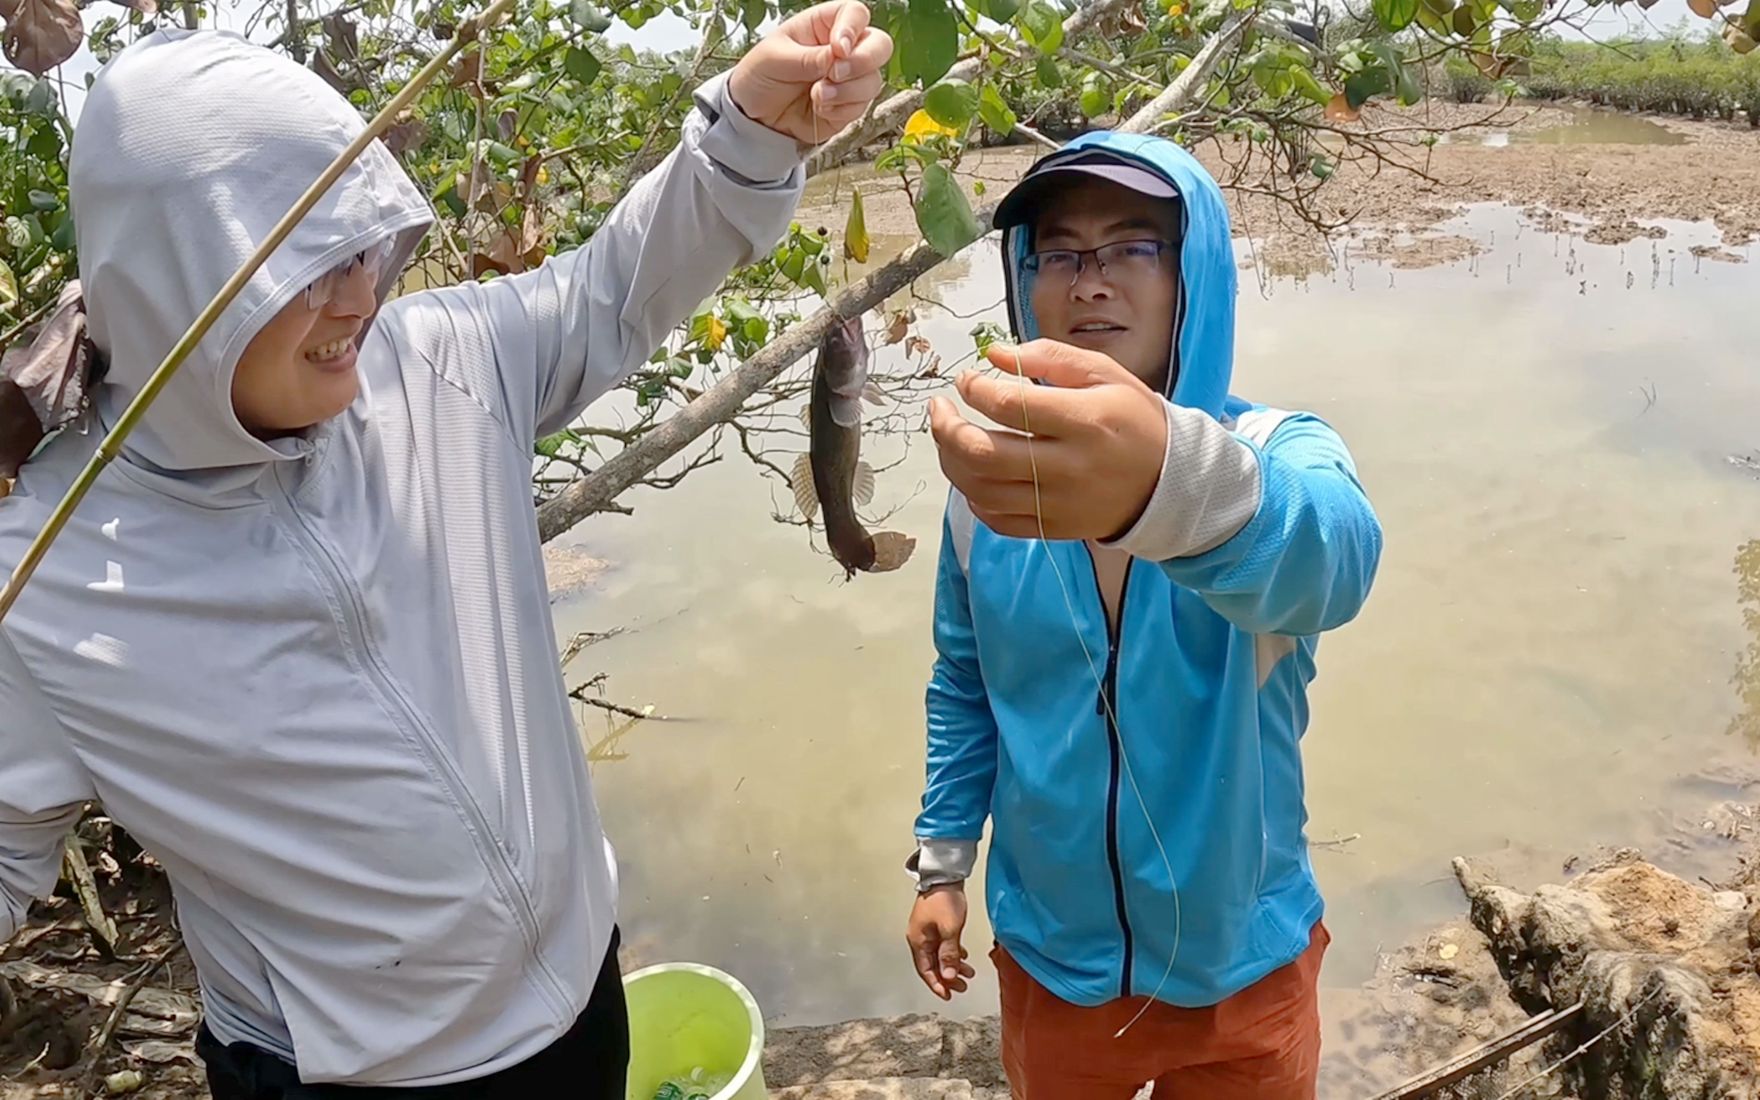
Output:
[844,186,870,264]
[904,109,960,144]
[705,315,728,352]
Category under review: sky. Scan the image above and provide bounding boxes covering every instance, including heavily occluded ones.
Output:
[42,0,1720,122]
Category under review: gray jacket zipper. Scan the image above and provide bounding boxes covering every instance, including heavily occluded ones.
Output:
[274,478,573,1018]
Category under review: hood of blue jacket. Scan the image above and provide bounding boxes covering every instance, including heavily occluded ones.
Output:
[1001,131,1236,418]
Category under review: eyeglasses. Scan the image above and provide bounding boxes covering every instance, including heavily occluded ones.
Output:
[1023,239,1175,285]
[303,237,398,310]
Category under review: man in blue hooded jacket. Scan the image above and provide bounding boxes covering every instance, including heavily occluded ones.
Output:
[906,133,1383,1098]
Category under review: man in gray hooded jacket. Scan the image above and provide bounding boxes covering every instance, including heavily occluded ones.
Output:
[0,6,888,1096]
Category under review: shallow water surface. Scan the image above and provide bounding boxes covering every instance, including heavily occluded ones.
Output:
[1446,104,1689,147]
[550,206,1760,1060]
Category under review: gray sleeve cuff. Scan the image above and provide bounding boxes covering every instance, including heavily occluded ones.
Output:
[904,838,977,891]
[1102,399,1262,561]
[690,71,809,188]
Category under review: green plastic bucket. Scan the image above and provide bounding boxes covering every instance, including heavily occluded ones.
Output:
[623,962,767,1100]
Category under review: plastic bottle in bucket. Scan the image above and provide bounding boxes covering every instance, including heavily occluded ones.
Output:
[624,962,766,1100]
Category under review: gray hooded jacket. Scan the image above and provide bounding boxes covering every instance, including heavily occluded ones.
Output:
[0,28,803,1085]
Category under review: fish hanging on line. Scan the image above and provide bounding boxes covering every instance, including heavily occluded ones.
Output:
[791,314,916,580]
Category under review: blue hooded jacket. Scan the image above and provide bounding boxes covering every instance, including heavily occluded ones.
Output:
[913,131,1383,1008]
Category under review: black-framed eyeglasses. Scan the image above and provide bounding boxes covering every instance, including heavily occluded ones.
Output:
[1022,239,1176,285]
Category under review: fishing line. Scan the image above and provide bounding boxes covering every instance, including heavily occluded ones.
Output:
[1007,344,1182,1042]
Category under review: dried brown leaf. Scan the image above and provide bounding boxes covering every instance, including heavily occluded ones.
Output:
[322,11,358,61]
[2,0,83,76]
[383,114,429,158]
[451,49,483,93]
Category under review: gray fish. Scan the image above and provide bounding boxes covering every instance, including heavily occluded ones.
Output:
[792,315,915,579]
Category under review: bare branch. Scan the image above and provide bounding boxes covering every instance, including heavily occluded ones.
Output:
[808,0,1136,174]
[1123,9,1255,133]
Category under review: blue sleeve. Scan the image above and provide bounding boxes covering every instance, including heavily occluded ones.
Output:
[914,507,999,843]
[1154,414,1383,636]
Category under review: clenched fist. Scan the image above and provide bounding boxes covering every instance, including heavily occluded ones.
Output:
[727,0,893,144]
[929,340,1170,542]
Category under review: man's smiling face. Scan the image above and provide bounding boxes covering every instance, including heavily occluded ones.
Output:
[1026,176,1181,393]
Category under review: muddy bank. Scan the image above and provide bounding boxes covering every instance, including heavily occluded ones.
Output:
[799,102,1760,277]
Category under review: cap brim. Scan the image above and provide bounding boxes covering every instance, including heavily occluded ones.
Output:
[992,159,1179,231]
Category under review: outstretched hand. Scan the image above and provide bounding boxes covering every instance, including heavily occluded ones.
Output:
[727,0,894,144]
[928,340,1169,542]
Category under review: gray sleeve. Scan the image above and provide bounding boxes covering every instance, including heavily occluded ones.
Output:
[456,70,807,447]
[1101,399,1262,561]
[0,635,92,942]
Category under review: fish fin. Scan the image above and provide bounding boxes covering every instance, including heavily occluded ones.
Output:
[867,530,917,573]
[853,462,876,507]
[863,382,887,406]
[791,453,819,520]
[827,395,863,429]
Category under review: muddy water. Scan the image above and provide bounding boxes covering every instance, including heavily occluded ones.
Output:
[1447,103,1688,146]
[548,205,1760,1041]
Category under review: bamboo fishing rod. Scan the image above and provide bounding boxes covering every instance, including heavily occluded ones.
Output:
[0,0,518,623]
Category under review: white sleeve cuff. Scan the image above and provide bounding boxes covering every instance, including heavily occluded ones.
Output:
[1103,399,1262,561]
[690,71,809,188]
[905,838,977,891]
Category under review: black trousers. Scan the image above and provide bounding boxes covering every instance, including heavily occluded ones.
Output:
[197,928,629,1099]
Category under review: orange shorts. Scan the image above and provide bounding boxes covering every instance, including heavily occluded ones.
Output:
[993,922,1328,1100]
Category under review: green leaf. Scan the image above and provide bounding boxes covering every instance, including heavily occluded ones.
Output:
[979,83,1017,134]
[26,190,58,213]
[1743,0,1759,37]
[1415,0,1450,34]
[983,0,1020,20]
[565,45,602,84]
[50,212,74,252]
[899,0,959,85]
[1500,0,1542,20]
[569,0,612,29]
[1018,0,1064,53]
[801,257,828,295]
[25,123,60,162]
[1035,56,1064,87]
[1291,66,1330,105]
[1079,79,1108,117]
[915,163,984,256]
[1395,62,1422,104]
[844,186,870,262]
[924,78,980,127]
[1451,4,1477,35]
[1310,154,1335,179]
[536,431,572,457]
[1373,0,1420,31]
[970,320,1007,352]
[24,79,55,117]
[1344,66,1392,107]
[741,0,766,30]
